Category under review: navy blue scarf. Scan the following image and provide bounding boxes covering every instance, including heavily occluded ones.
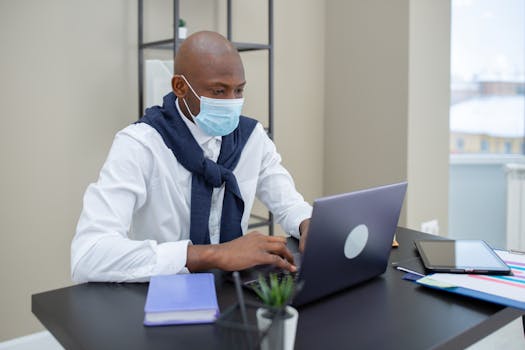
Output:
[138,92,257,244]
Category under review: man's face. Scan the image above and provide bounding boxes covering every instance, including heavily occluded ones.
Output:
[174,52,246,117]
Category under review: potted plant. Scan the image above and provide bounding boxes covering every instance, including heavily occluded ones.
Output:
[178,18,187,39]
[252,273,299,350]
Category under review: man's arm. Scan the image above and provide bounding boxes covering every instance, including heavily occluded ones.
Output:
[183,123,308,274]
[299,218,311,253]
[71,130,190,283]
[186,232,297,272]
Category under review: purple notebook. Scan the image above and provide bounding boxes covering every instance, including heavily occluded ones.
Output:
[144,273,219,326]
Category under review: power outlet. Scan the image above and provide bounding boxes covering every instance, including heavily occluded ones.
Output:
[421,219,439,235]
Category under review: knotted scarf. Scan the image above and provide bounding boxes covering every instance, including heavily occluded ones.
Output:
[138,92,257,244]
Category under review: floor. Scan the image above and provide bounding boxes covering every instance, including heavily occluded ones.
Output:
[467,317,525,350]
[0,332,62,350]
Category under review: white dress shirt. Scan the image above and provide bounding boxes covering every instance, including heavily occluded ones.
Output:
[71,99,312,283]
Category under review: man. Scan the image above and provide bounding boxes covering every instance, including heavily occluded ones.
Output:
[71,31,312,283]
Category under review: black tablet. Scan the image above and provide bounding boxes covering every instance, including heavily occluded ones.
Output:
[414,239,511,275]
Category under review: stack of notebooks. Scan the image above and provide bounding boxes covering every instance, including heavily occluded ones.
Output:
[144,273,220,326]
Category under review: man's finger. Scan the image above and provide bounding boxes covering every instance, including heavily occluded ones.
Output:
[268,253,297,272]
[264,241,294,263]
[264,235,287,243]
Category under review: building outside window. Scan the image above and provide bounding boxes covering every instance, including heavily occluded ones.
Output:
[480,139,489,152]
[450,0,524,155]
[504,141,512,153]
[456,137,464,151]
[449,0,525,250]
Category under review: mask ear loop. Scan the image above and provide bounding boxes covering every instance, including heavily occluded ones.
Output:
[179,75,201,101]
[178,75,201,119]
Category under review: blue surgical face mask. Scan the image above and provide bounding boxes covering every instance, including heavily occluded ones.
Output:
[180,75,244,137]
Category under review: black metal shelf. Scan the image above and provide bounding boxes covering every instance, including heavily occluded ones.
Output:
[141,39,271,52]
[138,0,274,234]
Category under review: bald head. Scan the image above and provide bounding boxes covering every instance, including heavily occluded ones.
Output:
[175,31,242,76]
[171,31,246,119]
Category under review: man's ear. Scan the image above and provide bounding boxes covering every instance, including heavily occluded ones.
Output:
[171,75,187,98]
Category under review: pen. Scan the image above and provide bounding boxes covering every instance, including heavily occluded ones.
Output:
[395,266,425,277]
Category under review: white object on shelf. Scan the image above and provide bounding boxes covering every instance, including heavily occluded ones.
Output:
[178,27,187,39]
[145,60,174,109]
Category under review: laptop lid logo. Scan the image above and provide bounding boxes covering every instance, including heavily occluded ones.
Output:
[344,224,369,259]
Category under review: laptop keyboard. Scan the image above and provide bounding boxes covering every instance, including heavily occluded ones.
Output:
[233,252,303,302]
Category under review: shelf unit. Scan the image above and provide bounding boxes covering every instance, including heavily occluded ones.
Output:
[137,0,275,235]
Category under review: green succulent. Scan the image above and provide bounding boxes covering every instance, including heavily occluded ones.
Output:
[252,273,294,309]
[178,18,186,27]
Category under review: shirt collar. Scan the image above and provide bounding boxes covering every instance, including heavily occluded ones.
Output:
[175,97,221,146]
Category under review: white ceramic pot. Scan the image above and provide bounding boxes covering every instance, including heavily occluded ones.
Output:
[256,306,298,350]
[178,27,187,39]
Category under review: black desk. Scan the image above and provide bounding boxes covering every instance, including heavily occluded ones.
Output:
[32,228,523,349]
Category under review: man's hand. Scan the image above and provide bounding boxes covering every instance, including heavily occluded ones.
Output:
[186,231,296,273]
[299,218,311,253]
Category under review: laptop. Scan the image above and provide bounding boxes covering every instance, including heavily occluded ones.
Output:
[240,181,408,307]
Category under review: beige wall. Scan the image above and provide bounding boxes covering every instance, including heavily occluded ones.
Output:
[407,0,450,235]
[324,0,450,233]
[0,0,325,341]
[0,0,138,341]
[273,1,325,206]
[324,0,410,219]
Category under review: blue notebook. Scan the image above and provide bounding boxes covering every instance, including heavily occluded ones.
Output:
[144,273,220,326]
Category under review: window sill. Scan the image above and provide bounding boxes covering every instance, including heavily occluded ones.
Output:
[450,154,525,165]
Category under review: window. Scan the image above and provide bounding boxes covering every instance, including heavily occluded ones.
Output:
[449,0,525,250]
[450,0,525,155]
[480,139,489,152]
[504,141,512,153]
[456,137,465,151]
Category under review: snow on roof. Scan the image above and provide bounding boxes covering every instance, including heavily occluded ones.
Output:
[449,95,524,138]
